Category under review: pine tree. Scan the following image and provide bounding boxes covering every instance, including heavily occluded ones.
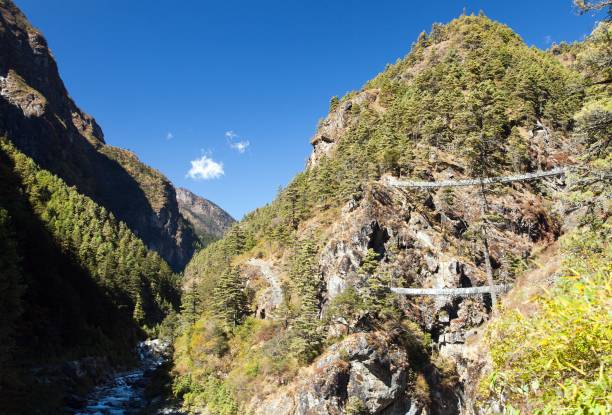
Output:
[214,267,248,328]
[461,80,508,177]
[133,294,145,325]
[324,285,365,334]
[507,126,531,172]
[282,184,300,230]
[180,280,201,327]
[225,225,246,256]
[358,248,398,323]
[288,238,323,363]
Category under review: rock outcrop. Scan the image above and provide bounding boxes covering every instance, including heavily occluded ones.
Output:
[249,332,435,415]
[0,0,197,270]
[176,187,235,243]
[307,89,382,169]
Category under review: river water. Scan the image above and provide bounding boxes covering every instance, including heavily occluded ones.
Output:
[66,340,184,415]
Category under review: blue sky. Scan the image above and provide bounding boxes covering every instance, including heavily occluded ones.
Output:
[15,1,603,219]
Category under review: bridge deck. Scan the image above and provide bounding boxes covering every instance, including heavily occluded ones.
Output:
[390,285,511,296]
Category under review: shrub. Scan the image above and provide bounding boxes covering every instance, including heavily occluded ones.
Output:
[482,225,612,414]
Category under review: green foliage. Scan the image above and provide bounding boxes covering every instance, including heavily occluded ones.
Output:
[180,280,202,328]
[329,95,340,112]
[460,80,509,176]
[179,224,255,326]
[214,267,249,328]
[565,21,612,225]
[345,396,368,414]
[359,249,400,324]
[359,248,381,275]
[176,374,238,415]
[483,225,612,414]
[0,138,184,411]
[325,285,366,333]
[575,98,612,157]
[133,295,146,325]
[288,238,324,363]
[574,21,612,159]
[292,13,582,215]
[574,0,612,13]
[507,127,531,172]
[173,316,298,414]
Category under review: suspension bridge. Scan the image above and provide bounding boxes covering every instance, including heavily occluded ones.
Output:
[385,167,568,189]
[390,284,512,297]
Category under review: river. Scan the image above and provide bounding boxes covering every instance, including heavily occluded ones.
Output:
[65,340,184,415]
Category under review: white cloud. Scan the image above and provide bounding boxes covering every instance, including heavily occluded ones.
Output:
[186,155,224,180]
[544,35,552,45]
[225,130,250,153]
[230,140,250,153]
[166,132,174,140]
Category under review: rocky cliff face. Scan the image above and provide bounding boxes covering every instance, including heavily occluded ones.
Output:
[0,0,196,270]
[250,332,446,415]
[307,89,382,169]
[176,187,235,243]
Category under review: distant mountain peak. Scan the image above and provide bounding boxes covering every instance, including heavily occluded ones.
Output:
[176,187,235,244]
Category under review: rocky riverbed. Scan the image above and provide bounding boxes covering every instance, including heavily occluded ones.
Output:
[65,339,184,415]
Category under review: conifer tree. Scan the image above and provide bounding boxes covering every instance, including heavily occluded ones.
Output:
[461,80,508,177]
[133,294,145,325]
[288,237,323,363]
[282,184,300,230]
[324,285,365,334]
[0,139,180,329]
[180,280,202,327]
[358,248,398,323]
[214,267,248,328]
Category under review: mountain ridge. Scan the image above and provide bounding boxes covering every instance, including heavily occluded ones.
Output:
[0,0,200,271]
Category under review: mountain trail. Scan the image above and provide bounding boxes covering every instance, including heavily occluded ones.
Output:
[247,258,284,307]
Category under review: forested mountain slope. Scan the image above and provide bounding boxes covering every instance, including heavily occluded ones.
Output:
[0,138,180,412]
[0,0,196,270]
[172,12,610,415]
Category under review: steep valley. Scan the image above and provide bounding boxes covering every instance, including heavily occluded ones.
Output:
[0,0,233,412]
[0,1,610,414]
